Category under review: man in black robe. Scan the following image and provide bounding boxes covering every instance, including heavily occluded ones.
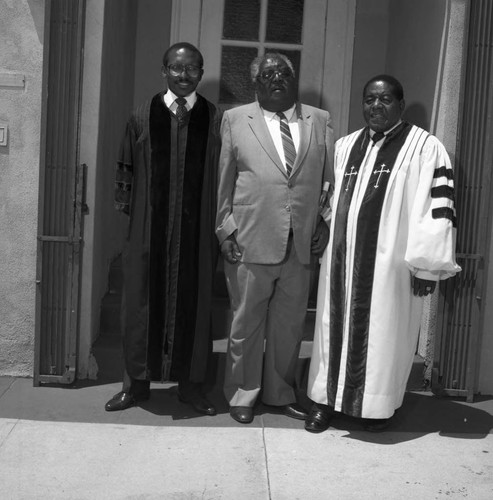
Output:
[105,42,221,415]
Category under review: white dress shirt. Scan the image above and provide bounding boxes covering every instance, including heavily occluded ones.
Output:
[369,119,402,143]
[163,89,197,114]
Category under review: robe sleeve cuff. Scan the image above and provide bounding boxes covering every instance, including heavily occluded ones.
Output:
[413,269,440,281]
[411,267,461,281]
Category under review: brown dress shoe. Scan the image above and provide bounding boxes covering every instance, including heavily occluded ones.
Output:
[104,391,150,412]
[230,406,254,424]
[304,403,333,433]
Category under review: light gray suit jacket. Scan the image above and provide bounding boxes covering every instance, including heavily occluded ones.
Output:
[216,101,334,265]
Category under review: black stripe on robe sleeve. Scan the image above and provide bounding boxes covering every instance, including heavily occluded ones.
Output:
[433,166,454,180]
[431,185,455,201]
[432,207,457,227]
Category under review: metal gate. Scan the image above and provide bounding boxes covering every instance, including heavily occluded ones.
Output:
[34,0,86,385]
[433,0,493,402]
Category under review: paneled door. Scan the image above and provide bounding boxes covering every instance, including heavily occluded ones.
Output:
[171,0,355,137]
[199,0,327,109]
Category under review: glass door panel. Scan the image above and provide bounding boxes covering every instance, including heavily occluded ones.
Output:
[199,0,327,109]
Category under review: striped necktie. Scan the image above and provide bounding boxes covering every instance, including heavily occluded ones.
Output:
[175,97,188,123]
[277,112,296,176]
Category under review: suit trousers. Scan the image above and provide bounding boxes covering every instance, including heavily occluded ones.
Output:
[223,236,311,407]
[122,369,150,396]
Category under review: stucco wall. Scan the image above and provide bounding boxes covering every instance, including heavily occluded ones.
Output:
[0,0,44,376]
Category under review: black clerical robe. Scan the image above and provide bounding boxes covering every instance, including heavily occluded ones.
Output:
[114,92,221,383]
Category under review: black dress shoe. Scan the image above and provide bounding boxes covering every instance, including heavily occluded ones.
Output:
[304,403,333,433]
[177,390,217,416]
[230,406,254,424]
[363,418,391,432]
[104,391,150,412]
[282,403,309,420]
[264,402,308,420]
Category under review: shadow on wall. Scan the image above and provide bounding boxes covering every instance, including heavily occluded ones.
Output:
[403,102,429,132]
[27,0,45,43]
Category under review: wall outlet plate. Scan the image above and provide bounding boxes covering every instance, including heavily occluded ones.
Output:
[0,122,8,146]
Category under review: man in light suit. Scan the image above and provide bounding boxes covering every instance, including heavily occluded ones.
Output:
[216,52,334,424]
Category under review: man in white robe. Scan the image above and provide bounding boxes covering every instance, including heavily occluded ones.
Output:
[305,75,461,433]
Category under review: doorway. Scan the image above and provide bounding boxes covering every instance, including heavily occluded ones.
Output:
[91,0,356,387]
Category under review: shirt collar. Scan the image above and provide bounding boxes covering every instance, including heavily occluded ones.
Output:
[262,104,297,122]
[163,90,197,109]
[370,119,402,138]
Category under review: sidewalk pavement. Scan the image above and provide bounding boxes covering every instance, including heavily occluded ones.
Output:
[0,341,492,499]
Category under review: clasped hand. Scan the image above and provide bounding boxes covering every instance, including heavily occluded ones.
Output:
[222,222,330,264]
[412,276,437,297]
[311,220,330,255]
[221,235,242,264]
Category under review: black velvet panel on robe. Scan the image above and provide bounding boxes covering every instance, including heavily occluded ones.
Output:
[328,128,371,409]
[147,94,210,382]
[328,122,413,416]
[115,91,220,384]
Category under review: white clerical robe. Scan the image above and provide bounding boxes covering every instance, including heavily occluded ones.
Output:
[308,122,461,419]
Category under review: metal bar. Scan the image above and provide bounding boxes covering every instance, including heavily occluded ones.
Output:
[58,0,85,382]
[465,0,493,401]
[458,0,484,398]
[37,367,76,385]
[47,0,66,374]
[458,262,473,388]
[58,0,73,373]
[65,163,87,378]
[34,0,55,387]
[63,0,73,236]
[55,0,71,377]
[455,253,483,259]
[457,2,476,252]
[471,0,486,254]
[37,236,81,243]
[220,39,302,50]
[437,388,470,398]
[52,6,65,365]
[259,0,268,53]
[445,277,461,388]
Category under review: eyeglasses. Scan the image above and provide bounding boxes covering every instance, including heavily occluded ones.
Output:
[258,69,294,81]
[166,64,202,78]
